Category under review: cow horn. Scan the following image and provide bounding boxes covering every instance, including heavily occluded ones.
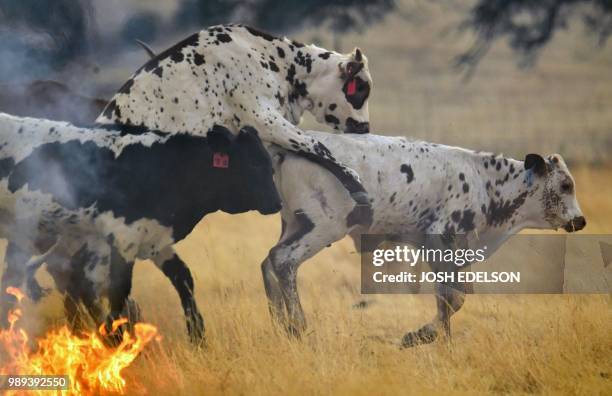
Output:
[354,48,363,62]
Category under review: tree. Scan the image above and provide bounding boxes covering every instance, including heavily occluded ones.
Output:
[456,0,612,73]
[174,0,396,46]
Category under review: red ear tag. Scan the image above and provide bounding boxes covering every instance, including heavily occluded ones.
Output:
[213,152,229,168]
[347,79,357,95]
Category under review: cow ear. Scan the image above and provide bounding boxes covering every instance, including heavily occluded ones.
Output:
[339,59,364,80]
[208,125,235,152]
[524,154,547,176]
[345,61,364,79]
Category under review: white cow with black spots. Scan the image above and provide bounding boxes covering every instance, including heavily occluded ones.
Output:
[97,24,375,226]
[263,131,586,345]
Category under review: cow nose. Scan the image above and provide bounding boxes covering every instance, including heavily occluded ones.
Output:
[564,216,586,232]
[573,216,586,231]
[345,119,370,134]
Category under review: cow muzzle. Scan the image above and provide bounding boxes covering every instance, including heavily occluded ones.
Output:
[345,119,370,134]
[563,216,586,232]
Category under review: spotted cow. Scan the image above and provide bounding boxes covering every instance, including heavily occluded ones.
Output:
[0,113,281,342]
[260,131,586,344]
[97,24,374,226]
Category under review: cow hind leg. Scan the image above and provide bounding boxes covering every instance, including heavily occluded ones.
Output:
[158,254,205,345]
[259,122,372,227]
[261,257,286,325]
[25,270,50,302]
[401,281,467,348]
[24,238,61,302]
[261,218,290,325]
[266,210,347,338]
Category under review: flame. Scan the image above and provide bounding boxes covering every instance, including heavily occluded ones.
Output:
[1,288,160,395]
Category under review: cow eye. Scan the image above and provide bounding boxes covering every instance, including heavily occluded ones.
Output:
[561,183,572,193]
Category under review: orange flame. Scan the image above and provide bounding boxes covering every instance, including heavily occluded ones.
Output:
[1,288,160,395]
[6,286,25,302]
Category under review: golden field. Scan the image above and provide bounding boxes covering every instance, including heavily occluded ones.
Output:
[7,165,611,395]
[3,1,612,394]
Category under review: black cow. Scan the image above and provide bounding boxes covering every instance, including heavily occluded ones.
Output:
[0,113,281,342]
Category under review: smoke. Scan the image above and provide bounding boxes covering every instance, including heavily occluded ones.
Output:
[0,0,96,81]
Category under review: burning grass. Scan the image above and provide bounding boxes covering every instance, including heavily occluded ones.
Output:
[0,287,160,395]
[2,165,610,395]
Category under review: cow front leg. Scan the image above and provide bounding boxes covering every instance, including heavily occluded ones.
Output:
[157,254,205,345]
[401,280,468,348]
[63,243,107,334]
[249,118,372,227]
[0,242,30,328]
[63,294,85,333]
[103,246,134,346]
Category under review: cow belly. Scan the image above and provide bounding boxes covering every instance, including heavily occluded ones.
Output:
[92,211,176,263]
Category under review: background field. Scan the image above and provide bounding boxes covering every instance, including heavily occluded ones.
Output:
[3,0,612,395]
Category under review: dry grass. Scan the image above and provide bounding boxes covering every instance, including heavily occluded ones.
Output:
[4,1,612,394]
[7,164,610,395]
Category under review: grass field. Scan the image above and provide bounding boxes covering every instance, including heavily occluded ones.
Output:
[3,1,612,394]
[7,165,610,395]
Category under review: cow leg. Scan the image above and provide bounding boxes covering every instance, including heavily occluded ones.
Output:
[401,279,468,348]
[25,267,50,302]
[157,254,205,344]
[0,242,30,328]
[102,245,134,345]
[261,219,288,325]
[251,121,373,227]
[79,277,105,327]
[63,244,100,333]
[261,257,286,325]
[266,210,347,337]
[63,294,85,332]
[23,237,62,302]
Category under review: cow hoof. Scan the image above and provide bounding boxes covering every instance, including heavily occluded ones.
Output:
[187,312,206,346]
[122,298,142,324]
[100,324,125,348]
[100,316,129,348]
[285,322,306,339]
[400,324,438,348]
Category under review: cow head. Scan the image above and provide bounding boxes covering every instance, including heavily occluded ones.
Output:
[524,153,586,232]
[208,125,281,215]
[307,48,371,134]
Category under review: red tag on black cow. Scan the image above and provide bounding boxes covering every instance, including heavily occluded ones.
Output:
[213,152,229,168]
[347,79,357,95]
